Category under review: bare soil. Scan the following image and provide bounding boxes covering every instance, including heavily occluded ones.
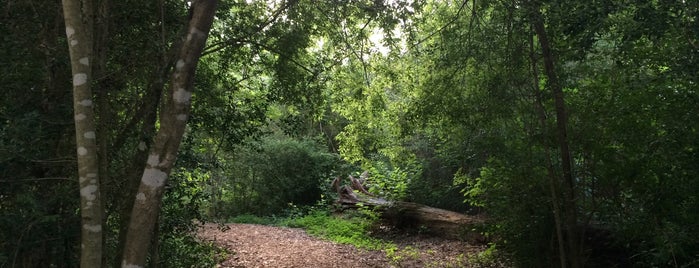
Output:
[198,223,488,268]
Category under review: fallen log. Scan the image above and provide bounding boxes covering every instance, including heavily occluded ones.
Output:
[331,174,486,242]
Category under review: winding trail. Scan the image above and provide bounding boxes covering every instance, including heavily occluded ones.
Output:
[198,223,486,268]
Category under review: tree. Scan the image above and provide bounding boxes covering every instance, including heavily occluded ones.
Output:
[120,0,218,266]
[528,1,580,267]
[326,0,696,266]
[7,0,699,266]
[60,0,217,266]
[61,0,103,265]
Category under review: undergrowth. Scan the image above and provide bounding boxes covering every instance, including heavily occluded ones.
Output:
[277,209,388,250]
[226,208,386,250]
[228,213,277,225]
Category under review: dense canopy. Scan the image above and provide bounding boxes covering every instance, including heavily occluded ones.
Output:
[1,0,697,267]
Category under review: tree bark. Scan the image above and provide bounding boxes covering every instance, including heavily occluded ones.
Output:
[120,1,218,267]
[61,0,103,266]
[332,175,486,241]
[528,2,581,268]
[115,34,174,266]
[529,29,568,268]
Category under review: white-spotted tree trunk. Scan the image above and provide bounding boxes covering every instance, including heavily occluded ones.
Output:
[61,0,103,266]
[121,1,218,267]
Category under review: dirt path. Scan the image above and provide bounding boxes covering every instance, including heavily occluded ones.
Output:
[198,223,486,268]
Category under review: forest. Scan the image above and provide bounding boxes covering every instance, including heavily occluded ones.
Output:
[1,0,697,267]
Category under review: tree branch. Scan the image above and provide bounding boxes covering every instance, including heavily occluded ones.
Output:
[121,1,218,266]
[202,0,293,56]
[410,0,470,50]
[0,177,77,183]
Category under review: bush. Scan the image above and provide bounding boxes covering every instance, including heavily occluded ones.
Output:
[215,135,345,217]
[364,160,412,200]
[0,181,80,267]
[153,168,226,267]
[467,244,512,268]
[463,157,556,267]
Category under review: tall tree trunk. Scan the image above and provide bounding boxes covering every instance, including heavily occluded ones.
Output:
[120,1,218,267]
[61,0,103,266]
[115,31,175,267]
[114,67,165,267]
[529,30,568,268]
[528,2,581,268]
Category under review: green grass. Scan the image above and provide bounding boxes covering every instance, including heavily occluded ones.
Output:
[277,210,388,250]
[226,209,387,250]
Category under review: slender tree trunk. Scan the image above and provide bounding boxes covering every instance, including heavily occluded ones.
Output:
[528,2,581,268]
[61,0,103,266]
[120,1,218,267]
[529,30,568,268]
[115,38,173,267]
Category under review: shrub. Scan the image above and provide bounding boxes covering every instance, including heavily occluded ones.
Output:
[154,168,225,267]
[216,135,345,217]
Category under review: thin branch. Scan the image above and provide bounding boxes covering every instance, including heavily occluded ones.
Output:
[358,19,373,87]
[110,36,181,152]
[319,4,375,87]
[29,158,76,163]
[202,37,247,56]
[410,0,470,49]
[245,40,315,74]
[202,0,293,56]
[0,177,77,183]
[315,3,374,68]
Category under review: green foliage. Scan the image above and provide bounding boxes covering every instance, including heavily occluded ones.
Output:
[0,2,80,264]
[464,158,555,267]
[279,209,386,250]
[3,0,699,266]
[364,160,412,200]
[156,235,226,268]
[324,0,699,266]
[384,245,421,266]
[212,135,345,217]
[228,214,276,225]
[0,182,80,267]
[467,245,512,268]
[407,141,471,212]
[155,168,226,267]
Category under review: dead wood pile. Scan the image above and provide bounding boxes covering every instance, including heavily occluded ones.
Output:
[331,171,486,242]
